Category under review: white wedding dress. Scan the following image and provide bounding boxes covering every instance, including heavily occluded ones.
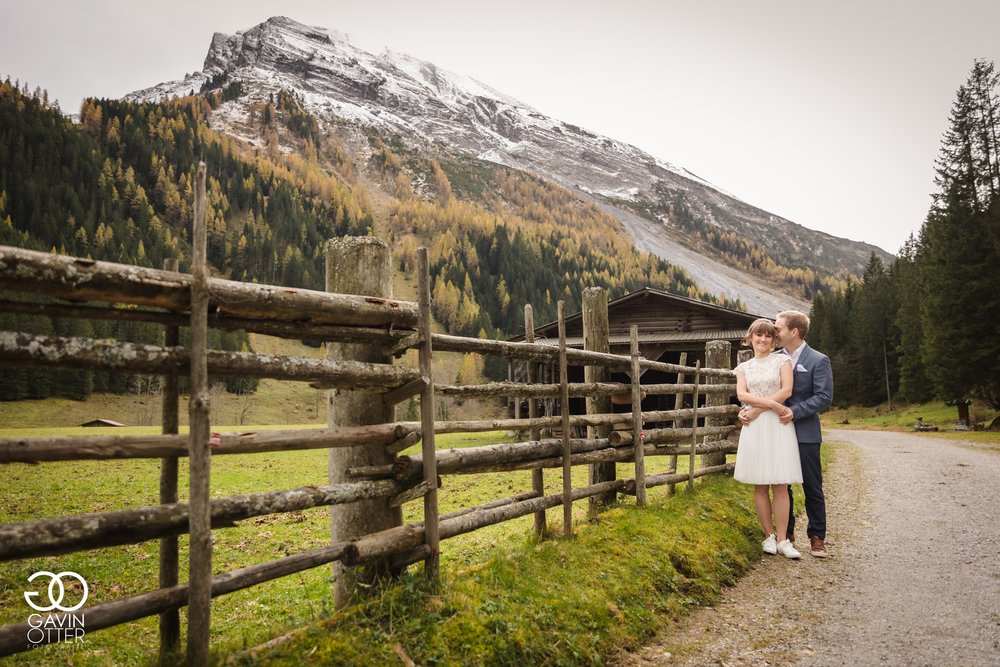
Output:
[733,353,803,484]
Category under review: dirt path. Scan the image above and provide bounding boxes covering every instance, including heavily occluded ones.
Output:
[616,430,1000,666]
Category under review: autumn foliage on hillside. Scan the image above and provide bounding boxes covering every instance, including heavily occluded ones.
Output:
[385,153,742,337]
[0,80,372,399]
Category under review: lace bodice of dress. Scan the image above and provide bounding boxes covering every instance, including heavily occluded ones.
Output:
[735,353,789,398]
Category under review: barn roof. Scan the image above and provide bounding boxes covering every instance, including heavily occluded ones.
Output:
[532,328,750,348]
[80,418,126,427]
[514,288,766,344]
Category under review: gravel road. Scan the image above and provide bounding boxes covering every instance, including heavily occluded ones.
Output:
[615,430,1000,666]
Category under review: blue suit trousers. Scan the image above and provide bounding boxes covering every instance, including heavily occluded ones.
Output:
[787,442,825,539]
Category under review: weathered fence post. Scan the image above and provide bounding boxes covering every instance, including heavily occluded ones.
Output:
[187,163,212,667]
[327,237,401,607]
[687,361,701,492]
[525,304,546,538]
[667,352,687,495]
[630,325,646,506]
[159,257,180,659]
[701,341,732,468]
[416,247,440,579]
[582,287,615,512]
[558,301,573,536]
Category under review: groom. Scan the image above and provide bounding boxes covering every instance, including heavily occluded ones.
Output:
[739,310,833,557]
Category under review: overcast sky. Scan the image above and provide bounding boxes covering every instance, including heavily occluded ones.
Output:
[4,1,999,255]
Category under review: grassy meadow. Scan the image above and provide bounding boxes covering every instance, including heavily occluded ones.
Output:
[0,417,746,665]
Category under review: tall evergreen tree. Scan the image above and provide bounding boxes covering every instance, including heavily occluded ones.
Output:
[920,59,1000,407]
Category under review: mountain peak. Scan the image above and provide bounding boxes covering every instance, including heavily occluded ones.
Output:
[202,15,356,77]
[127,16,892,313]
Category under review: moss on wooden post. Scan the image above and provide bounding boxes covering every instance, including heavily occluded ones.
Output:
[326,237,401,608]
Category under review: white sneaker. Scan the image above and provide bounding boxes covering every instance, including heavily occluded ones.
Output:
[762,534,777,555]
[776,539,801,559]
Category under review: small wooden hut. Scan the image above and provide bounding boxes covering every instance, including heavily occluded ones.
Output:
[511,288,766,421]
[80,418,126,427]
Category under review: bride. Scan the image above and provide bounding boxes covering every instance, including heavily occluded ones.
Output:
[733,318,803,560]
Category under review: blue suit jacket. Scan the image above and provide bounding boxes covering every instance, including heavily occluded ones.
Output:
[785,343,833,444]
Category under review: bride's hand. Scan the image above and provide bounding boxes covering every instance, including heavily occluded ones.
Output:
[776,405,794,423]
[739,406,763,425]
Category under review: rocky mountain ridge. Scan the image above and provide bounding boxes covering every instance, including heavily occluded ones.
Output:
[129,16,892,314]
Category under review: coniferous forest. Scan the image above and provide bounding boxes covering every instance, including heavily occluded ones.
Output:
[0,76,738,400]
[808,59,1000,409]
[0,80,377,400]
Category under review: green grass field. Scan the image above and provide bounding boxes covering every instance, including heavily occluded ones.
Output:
[0,424,718,665]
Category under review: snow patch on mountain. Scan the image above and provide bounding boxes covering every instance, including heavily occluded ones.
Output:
[127,15,891,313]
[128,16,708,188]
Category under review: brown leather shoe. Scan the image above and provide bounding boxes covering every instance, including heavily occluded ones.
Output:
[809,535,828,558]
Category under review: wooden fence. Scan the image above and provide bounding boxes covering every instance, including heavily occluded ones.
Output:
[0,163,739,663]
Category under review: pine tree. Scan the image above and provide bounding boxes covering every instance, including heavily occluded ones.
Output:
[920,59,1000,407]
[53,317,94,400]
[0,310,27,400]
[456,353,480,385]
[21,313,54,399]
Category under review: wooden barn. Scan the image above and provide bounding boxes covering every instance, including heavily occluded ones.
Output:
[518,287,764,365]
[511,287,766,422]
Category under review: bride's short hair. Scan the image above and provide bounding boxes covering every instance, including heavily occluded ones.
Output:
[742,318,777,347]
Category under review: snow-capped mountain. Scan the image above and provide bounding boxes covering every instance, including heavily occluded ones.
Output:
[129,16,890,313]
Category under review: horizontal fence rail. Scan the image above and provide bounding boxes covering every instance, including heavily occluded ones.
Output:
[428,333,734,377]
[0,332,421,390]
[0,480,413,561]
[0,297,419,347]
[0,424,414,463]
[435,380,736,398]
[0,404,739,464]
[0,246,418,328]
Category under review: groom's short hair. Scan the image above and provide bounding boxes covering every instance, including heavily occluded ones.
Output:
[777,310,810,338]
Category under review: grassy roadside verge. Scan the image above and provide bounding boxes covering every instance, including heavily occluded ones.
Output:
[824,400,998,433]
[238,476,761,666]
[823,402,1000,451]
